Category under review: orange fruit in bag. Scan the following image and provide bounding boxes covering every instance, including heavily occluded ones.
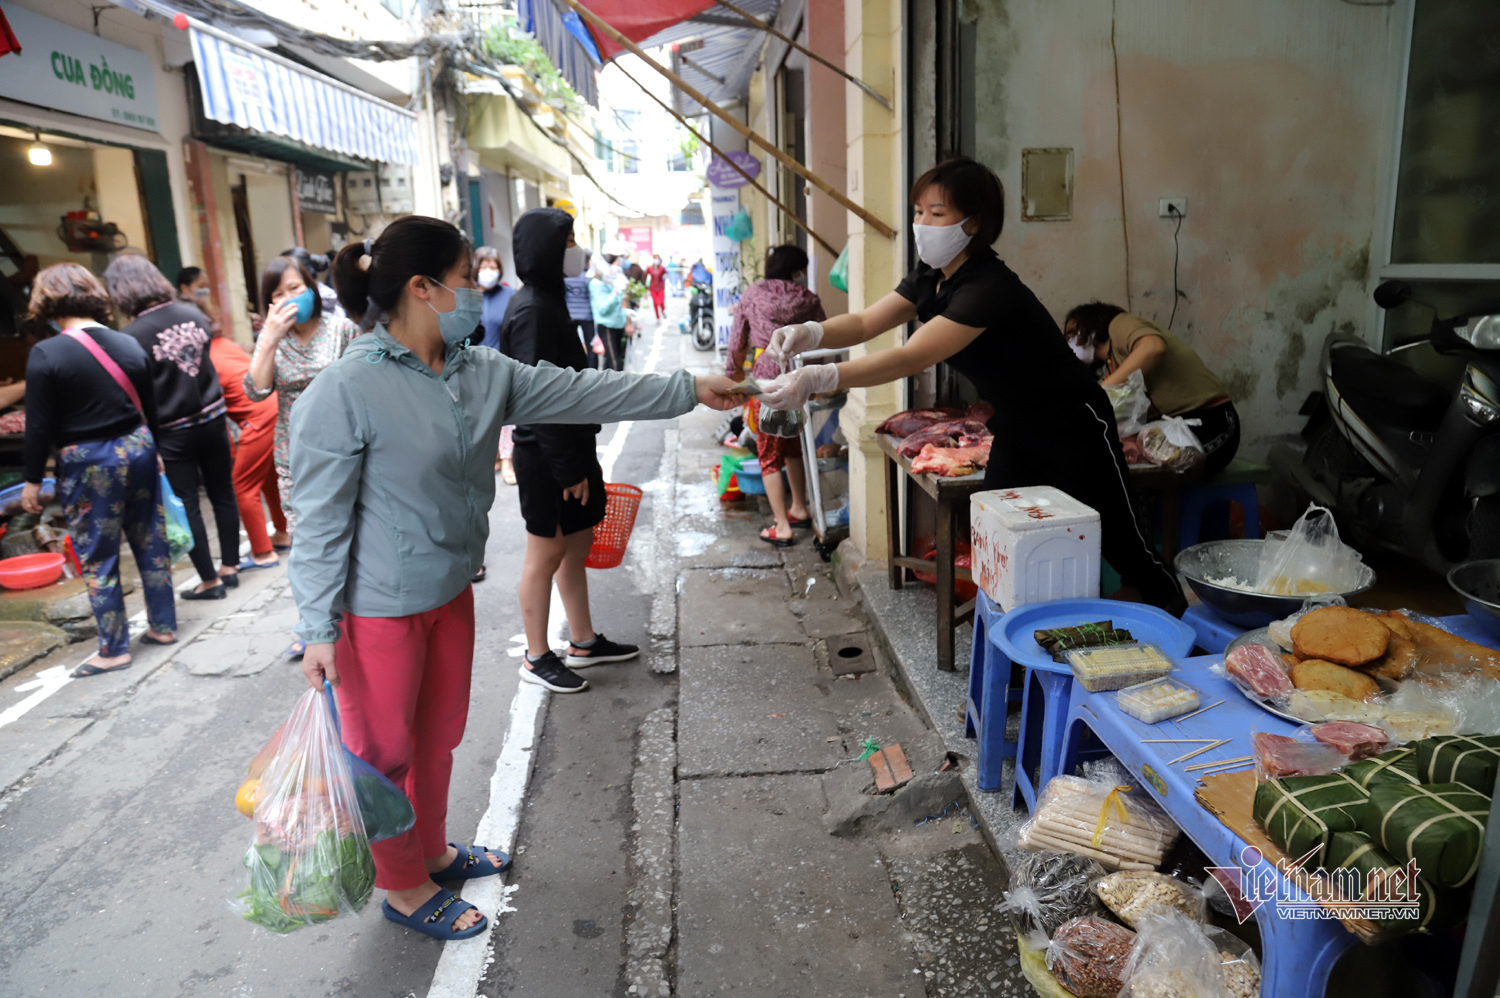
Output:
[235,778,262,817]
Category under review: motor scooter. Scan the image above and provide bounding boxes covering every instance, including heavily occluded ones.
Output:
[1271,280,1500,572]
[688,280,715,351]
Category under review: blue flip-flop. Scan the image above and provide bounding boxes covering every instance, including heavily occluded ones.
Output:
[238,557,280,571]
[432,843,510,882]
[284,640,306,658]
[381,890,487,940]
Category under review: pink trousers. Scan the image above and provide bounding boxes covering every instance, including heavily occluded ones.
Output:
[335,586,475,890]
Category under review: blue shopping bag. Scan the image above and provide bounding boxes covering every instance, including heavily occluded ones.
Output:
[324,681,416,842]
[158,473,194,563]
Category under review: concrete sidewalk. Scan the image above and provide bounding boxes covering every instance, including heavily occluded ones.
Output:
[621,400,1028,998]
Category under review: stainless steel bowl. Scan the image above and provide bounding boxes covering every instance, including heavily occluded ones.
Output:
[1448,559,1500,641]
[1174,539,1376,628]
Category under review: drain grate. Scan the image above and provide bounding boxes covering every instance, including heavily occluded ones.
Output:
[826,635,875,676]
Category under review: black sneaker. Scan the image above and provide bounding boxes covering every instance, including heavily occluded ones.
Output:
[519,651,589,693]
[565,633,640,668]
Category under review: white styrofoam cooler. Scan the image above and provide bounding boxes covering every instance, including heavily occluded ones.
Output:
[970,486,1101,610]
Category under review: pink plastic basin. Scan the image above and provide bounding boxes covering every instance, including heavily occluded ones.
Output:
[0,552,65,590]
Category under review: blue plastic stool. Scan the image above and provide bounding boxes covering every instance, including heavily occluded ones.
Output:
[1176,481,1260,553]
[965,591,1022,791]
[1182,603,1242,655]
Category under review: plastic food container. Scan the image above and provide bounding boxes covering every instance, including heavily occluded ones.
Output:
[0,552,65,590]
[1066,642,1174,692]
[1116,676,1200,723]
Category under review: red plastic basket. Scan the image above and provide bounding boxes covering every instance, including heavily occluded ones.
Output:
[585,483,644,569]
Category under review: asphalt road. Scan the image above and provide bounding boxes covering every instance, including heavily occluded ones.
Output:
[0,312,703,998]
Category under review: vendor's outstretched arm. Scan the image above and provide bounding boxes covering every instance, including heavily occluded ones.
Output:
[500,361,738,426]
[833,314,985,389]
[817,292,920,349]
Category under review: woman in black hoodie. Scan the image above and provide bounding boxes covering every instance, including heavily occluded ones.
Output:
[500,209,637,695]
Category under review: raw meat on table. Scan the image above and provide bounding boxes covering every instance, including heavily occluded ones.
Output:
[910,442,991,477]
[1312,721,1388,760]
[1254,732,1346,778]
[1225,644,1294,699]
[0,411,23,434]
[894,418,993,457]
[876,403,993,437]
[1120,434,1146,465]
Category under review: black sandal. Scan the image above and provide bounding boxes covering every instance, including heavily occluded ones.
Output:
[72,657,132,679]
[471,565,487,583]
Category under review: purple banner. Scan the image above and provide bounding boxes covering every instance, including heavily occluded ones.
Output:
[705,151,762,189]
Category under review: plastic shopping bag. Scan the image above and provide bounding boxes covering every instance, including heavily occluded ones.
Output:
[233,688,376,933]
[158,472,194,563]
[1119,909,1230,998]
[1138,417,1205,473]
[1254,504,1369,596]
[325,683,415,843]
[1105,370,1151,437]
[829,245,850,293]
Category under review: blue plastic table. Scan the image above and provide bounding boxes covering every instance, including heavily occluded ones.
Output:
[1055,613,1489,998]
[1182,602,1243,655]
[973,597,1196,809]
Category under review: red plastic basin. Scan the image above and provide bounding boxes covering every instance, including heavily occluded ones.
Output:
[0,552,65,590]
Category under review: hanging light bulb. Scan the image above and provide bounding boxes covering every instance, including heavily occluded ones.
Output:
[27,133,51,166]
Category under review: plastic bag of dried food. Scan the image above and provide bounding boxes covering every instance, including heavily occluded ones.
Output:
[1047,915,1137,998]
[1017,774,1181,870]
[1094,870,1206,928]
[1017,930,1084,998]
[1255,505,1368,597]
[233,688,376,933]
[1107,369,1152,437]
[1138,417,1205,473]
[1202,927,1262,998]
[1120,909,1229,998]
[997,851,1106,936]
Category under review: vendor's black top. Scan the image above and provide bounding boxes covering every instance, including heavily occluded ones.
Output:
[894,248,1102,422]
[120,300,224,430]
[499,208,600,485]
[23,324,160,482]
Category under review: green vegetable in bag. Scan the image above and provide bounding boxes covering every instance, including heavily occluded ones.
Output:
[829,245,849,292]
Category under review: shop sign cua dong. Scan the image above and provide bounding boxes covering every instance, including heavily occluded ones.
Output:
[0,6,159,131]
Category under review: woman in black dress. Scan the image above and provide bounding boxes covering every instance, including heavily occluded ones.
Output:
[757,157,1182,612]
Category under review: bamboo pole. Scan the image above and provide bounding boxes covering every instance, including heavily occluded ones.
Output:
[557,0,897,240]
[614,63,841,258]
[714,0,892,111]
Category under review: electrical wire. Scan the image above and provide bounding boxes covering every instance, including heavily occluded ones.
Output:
[1168,205,1184,329]
[1110,0,1132,311]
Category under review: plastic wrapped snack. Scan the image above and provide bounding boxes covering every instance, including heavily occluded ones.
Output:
[1204,927,1262,998]
[1138,417,1206,473]
[1254,731,1347,779]
[1224,644,1293,700]
[1018,775,1181,870]
[1255,504,1368,596]
[997,851,1107,937]
[233,688,377,933]
[1068,643,1175,693]
[1120,910,1227,998]
[1018,930,1087,998]
[1107,370,1152,437]
[1094,871,1206,928]
[1117,677,1201,724]
[1311,721,1388,760]
[1047,916,1137,998]
[1035,620,1136,664]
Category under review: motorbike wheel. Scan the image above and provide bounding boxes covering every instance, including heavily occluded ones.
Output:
[1469,495,1500,559]
[692,316,714,351]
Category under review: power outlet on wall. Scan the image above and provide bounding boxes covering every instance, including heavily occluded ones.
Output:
[1159,198,1188,218]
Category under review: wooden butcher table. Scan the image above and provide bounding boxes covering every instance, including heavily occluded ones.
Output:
[878,432,990,672]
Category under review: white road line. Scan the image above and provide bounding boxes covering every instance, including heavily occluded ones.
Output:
[0,665,72,729]
[425,320,672,998]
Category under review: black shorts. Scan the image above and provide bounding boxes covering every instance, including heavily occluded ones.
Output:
[512,442,607,538]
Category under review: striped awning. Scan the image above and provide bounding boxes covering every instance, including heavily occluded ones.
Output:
[518,0,599,108]
[190,28,418,166]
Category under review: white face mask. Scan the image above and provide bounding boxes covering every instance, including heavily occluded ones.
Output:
[912,217,973,269]
[476,269,500,290]
[562,245,588,278]
[1069,338,1095,363]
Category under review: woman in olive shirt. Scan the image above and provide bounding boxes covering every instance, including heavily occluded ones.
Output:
[756,157,1183,613]
[1065,303,1240,473]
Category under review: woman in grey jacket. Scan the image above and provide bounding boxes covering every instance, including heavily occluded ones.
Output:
[290,216,738,941]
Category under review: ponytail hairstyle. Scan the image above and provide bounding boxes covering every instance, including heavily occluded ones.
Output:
[332,216,471,330]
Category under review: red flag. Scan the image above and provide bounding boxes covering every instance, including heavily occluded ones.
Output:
[0,8,22,58]
[575,0,714,60]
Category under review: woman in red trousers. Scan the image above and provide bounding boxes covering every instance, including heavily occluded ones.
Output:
[646,254,667,320]
[208,332,288,566]
[289,214,739,940]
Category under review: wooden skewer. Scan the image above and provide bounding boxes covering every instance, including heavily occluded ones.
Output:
[1200,759,1255,774]
[1141,738,1217,743]
[1185,754,1254,772]
[614,63,840,257]
[1168,738,1230,764]
[557,0,898,239]
[714,0,893,110]
[1172,700,1226,723]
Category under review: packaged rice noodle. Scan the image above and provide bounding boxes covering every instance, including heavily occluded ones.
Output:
[1017,775,1180,870]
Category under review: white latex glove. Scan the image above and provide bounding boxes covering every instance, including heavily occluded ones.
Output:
[758,364,840,410]
[765,320,824,367]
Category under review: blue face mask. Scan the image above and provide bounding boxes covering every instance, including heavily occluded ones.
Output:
[427,282,485,346]
[288,288,317,324]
